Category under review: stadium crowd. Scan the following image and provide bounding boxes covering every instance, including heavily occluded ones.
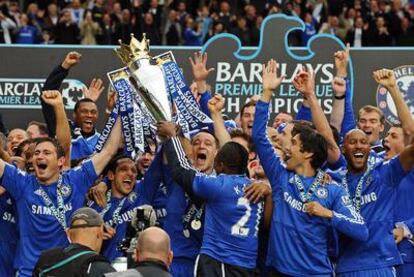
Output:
[0,0,414,46]
[1,40,414,277]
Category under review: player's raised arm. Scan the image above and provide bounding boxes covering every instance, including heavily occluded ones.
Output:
[293,67,341,164]
[252,59,285,184]
[157,121,201,201]
[373,68,414,141]
[91,117,122,176]
[208,94,231,147]
[41,90,71,168]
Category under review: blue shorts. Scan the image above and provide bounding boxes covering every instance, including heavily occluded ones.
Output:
[338,267,396,277]
[396,263,414,277]
[171,257,195,277]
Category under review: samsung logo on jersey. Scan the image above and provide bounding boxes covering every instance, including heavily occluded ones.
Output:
[0,78,86,110]
[105,207,137,226]
[360,192,377,206]
[31,204,73,215]
[284,192,306,213]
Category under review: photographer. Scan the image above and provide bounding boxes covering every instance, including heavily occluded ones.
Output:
[105,227,173,277]
[33,207,116,277]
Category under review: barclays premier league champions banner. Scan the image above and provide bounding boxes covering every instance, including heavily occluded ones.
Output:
[1,14,414,129]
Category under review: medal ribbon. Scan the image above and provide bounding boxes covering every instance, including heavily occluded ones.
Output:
[293,169,325,203]
[99,189,127,227]
[341,168,371,212]
[38,175,67,229]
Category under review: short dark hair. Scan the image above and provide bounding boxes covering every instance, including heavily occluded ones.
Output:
[74,98,96,113]
[191,129,219,148]
[240,100,257,117]
[14,139,32,157]
[28,121,48,136]
[216,142,248,174]
[34,137,65,158]
[104,154,134,176]
[229,128,255,153]
[291,123,328,170]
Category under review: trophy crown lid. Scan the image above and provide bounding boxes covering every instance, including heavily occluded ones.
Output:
[114,33,150,65]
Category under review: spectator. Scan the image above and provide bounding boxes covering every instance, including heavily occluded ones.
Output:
[15,13,39,44]
[92,0,106,25]
[176,1,189,29]
[369,16,392,46]
[80,10,101,45]
[113,9,133,44]
[162,9,182,45]
[98,13,114,45]
[43,3,59,32]
[145,0,162,29]
[250,15,263,46]
[183,17,201,46]
[0,7,17,44]
[244,4,257,29]
[231,16,251,46]
[345,16,369,47]
[54,9,80,44]
[33,207,116,276]
[215,1,236,31]
[301,11,317,46]
[140,13,161,45]
[396,16,414,46]
[196,5,212,44]
[319,15,347,40]
[69,0,85,26]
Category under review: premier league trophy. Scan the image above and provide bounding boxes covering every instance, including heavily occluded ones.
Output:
[95,34,212,157]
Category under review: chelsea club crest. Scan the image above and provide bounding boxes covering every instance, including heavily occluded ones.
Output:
[377,65,414,124]
[128,192,137,203]
[315,187,328,199]
[60,184,72,198]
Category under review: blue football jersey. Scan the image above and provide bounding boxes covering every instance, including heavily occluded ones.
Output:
[160,164,203,261]
[0,192,18,277]
[193,173,263,269]
[89,153,163,261]
[330,157,406,273]
[253,101,368,276]
[1,160,97,277]
[71,132,100,161]
[394,172,414,263]
[89,182,149,261]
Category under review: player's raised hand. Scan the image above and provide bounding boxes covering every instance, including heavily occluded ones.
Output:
[244,180,271,203]
[41,90,64,107]
[61,51,81,70]
[305,201,333,219]
[83,78,105,102]
[207,94,225,115]
[89,182,108,208]
[334,43,350,77]
[292,66,315,99]
[373,69,397,89]
[189,51,215,82]
[157,121,178,139]
[261,59,285,102]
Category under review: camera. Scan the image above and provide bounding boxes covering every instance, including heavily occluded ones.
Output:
[116,205,158,268]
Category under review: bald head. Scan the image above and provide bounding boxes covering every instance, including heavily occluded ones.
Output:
[136,227,173,267]
[344,129,368,142]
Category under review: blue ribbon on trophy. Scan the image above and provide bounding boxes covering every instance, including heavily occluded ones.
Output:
[100,33,212,157]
